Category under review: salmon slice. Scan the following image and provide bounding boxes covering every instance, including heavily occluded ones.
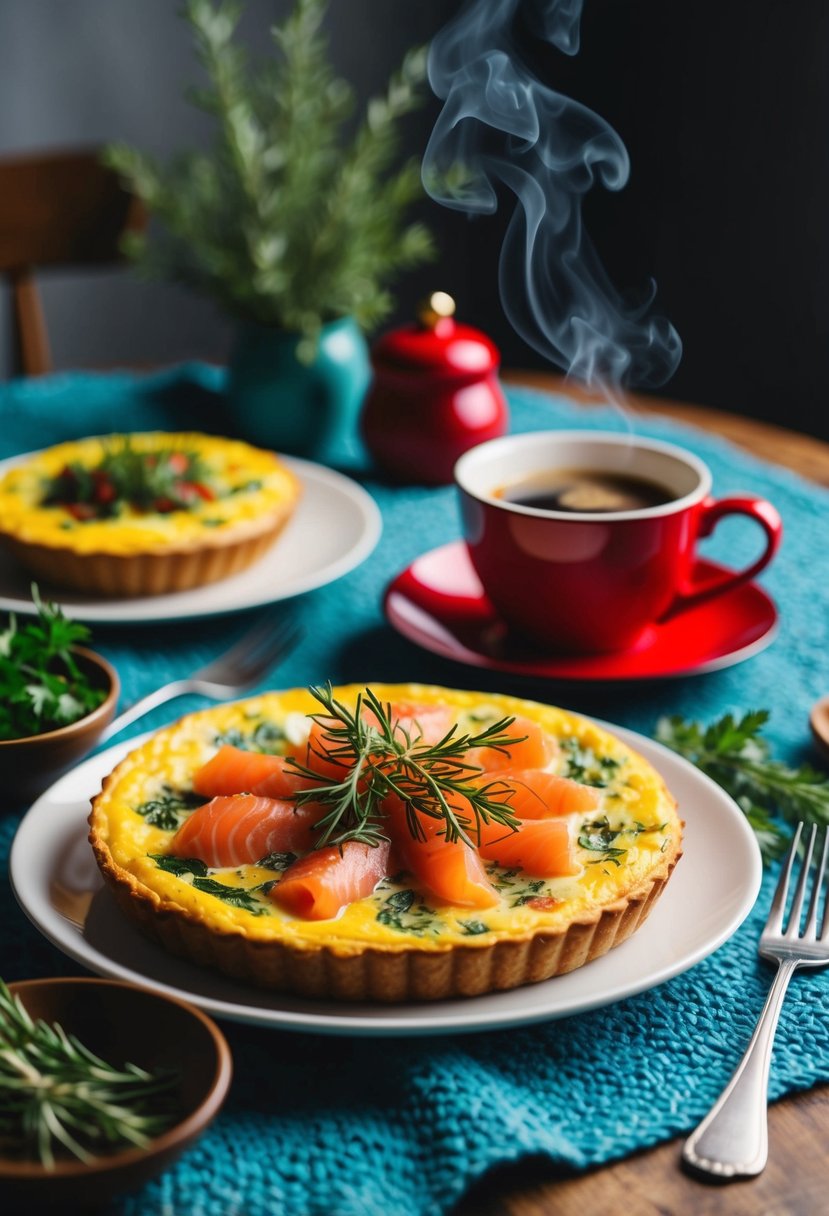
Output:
[465,715,557,772]
[287,716,346,781]
[271,840,391,920]
[471,768,601,818]
[170,794,323,867]
[384,795,499,909]
[365,700,456,746]
[474,818,580,877]
[193,745,321,799]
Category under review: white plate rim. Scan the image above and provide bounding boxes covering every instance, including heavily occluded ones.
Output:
[9,720,763,1036]
[0,451,382,624]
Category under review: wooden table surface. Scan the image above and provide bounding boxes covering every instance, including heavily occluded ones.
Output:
[450,373,829,1216]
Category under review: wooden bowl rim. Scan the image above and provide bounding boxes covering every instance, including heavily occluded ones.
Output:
[0,976,233,1180]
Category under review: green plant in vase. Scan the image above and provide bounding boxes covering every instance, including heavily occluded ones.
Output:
[105,0,434,459]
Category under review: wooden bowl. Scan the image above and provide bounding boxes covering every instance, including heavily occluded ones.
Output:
[1,978,232,1209]
[0,646,119,803]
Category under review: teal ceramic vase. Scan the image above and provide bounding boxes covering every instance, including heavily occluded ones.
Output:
[227,316,371,462]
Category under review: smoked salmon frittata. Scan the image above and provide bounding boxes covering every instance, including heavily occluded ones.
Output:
[88,684,682,1002]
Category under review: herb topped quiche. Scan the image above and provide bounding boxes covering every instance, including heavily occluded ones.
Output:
[0,432,300,596]
[89,683,682,1002]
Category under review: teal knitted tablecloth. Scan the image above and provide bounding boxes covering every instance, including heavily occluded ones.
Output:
[2,366,828,1216]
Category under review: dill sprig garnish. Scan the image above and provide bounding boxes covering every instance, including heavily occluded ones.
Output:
[0,980,178,1168]
[288,684,524,850]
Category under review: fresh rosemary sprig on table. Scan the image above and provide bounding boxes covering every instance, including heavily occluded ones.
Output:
[656,710,829,862]
[289,684,524,850]
[0,980,178,1167]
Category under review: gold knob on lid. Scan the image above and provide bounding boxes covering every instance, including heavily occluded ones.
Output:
[418,291,456,329]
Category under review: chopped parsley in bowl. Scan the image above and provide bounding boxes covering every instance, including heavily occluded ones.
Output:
[0,588,119,800]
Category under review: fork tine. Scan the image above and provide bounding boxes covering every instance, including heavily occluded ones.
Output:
[784,822,817,937]
[765,821,803,935]
[230,621,303,687]
[195,612,295,680]
[229,615,296,666]
[195,616,275,675]
[810,828,829,940]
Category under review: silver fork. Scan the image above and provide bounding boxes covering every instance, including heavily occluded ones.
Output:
[99,611,302,743]
[683,821,829,1178]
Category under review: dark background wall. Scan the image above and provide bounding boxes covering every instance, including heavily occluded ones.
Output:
[1,0,827,439]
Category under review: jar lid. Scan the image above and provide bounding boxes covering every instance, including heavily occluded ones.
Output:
[371,293,500,376]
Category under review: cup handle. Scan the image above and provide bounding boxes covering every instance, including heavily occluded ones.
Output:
[660,495,783,621]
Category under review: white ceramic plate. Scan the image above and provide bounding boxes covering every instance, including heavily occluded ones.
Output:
[0,453,381,624]
[10,722,762,1037]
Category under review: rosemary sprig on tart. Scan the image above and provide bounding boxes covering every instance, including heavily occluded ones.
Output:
[287,684,524,850]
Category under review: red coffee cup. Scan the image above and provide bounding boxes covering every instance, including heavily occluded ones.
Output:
[454,431,783,654]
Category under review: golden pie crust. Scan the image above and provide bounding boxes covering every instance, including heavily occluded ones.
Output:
[0,432,300,596]
[88,684,682,1002]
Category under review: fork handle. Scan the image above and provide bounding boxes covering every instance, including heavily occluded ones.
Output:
[682,958,797,1178]
[98,679,197,744]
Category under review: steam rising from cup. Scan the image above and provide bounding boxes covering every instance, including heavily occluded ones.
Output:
[423,0,682,402]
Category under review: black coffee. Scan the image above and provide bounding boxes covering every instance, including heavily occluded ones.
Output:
[496,468,674,513]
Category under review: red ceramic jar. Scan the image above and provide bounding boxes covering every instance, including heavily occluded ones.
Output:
[360,293,509,484]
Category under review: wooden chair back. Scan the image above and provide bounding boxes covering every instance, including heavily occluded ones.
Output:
[0,148,146,375]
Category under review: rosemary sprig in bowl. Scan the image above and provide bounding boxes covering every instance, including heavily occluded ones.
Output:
[1,977,231,1207]
[0,979,177,1168]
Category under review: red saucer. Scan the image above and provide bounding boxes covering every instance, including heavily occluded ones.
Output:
[384,542,779,682]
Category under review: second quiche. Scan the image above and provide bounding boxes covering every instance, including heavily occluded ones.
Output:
[0,431,300,596]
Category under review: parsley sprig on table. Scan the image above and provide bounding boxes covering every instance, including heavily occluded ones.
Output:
[656,710,829,862]
[0,587,106,739]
